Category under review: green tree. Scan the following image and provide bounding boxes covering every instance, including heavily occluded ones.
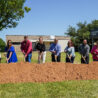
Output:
[66,20,98,50]
[0,0,31,31]
[0,38,6,52]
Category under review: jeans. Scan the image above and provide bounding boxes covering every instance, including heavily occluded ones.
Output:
[25,53,32,62]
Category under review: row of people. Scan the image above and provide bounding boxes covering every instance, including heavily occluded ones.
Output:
[3,36,98,63]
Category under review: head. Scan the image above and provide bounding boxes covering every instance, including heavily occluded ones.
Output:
[39,37,43,44]
[24,36,28,42]
[54,38,58,44]
[7,40,12,48]
[67,40,72,47]
[83,39,87,45]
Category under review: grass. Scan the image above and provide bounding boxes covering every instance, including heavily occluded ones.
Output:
[0,52,97,98]
[0,52,93,64]
[0,80,98,98]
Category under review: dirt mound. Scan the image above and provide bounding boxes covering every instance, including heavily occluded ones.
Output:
[0,62,98,84]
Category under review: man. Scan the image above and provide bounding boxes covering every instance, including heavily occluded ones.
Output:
[49,39,61,62]
[79,39,90,64]
[36,37,46,64]
[21,36,32,62]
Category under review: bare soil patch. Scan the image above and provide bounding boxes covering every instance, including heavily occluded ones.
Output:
[0,62,98,84]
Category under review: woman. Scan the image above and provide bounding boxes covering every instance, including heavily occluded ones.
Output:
[64,41,75,63]
[5,40,18,63]
[91,41,98,61]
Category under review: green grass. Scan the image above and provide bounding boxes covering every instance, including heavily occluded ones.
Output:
[0,52,93,64]
[0,80,98,98]
[0,52,97,98]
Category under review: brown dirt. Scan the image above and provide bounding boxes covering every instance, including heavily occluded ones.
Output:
[0,62,98,84]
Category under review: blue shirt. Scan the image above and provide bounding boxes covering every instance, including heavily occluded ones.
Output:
[49,43,61,56]
[64,46,75,57]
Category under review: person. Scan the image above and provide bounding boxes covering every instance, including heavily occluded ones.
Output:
[64,41,75,63]
[49,38,61,62]
[91,41,98,61]
[79,39,90,64]
[21,36,33,62]
[5,40,18,63]
[36,37,46,64]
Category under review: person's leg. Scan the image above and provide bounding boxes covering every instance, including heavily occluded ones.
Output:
[38,52,41,64]
[51,54,56,62]
[57,54,61,62]
[66,57,69,63]
[81,56,88,64]
[25,56,28,62]
[42,51,46,63]
[81,57,85,64]
[71,57,75,63]
[27,53,32,63]
[86,56,89,64]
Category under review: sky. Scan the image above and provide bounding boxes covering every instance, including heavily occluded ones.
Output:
[0,0,98,41]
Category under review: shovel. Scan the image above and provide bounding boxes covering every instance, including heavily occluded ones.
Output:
[82,56,87,64]
[67,54,72,63]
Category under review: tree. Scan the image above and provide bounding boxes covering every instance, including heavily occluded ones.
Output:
[0,38,6,52]
[66,20,98,50]
[0,0,31,31]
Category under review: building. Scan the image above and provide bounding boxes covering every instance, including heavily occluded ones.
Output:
[6,35,70,52]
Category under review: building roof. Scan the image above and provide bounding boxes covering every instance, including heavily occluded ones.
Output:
[6,35,70,42]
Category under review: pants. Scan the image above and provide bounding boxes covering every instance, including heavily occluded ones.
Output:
[38,51,46,64]
[25,53,32,62]
[51,53,61,62]
[81,56,89,64]
[66,57,75,63]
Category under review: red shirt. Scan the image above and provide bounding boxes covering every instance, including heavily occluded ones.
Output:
[21,40,32,56]
[91,45,98,60]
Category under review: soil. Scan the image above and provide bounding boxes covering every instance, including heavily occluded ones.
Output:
[0,62,98,84]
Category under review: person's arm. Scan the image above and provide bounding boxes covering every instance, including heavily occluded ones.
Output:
[85,45,90,56]
[6,52,12,63]
[49,44,56,54]
[49,44,53,52]
[25,42,32,57]
[6,46,14,63]
[36,43,39,50]
[64,47,68,53]
[43,44,46,51]
[56,45,61,56]
[70,47,75,57]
